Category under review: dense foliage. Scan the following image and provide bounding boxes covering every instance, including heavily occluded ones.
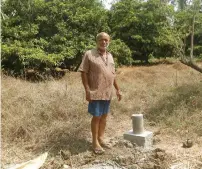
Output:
[2,0,109,76]
[1,0,202,77]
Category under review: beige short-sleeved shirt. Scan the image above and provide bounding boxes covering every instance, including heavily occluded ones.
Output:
[79,48,116,100]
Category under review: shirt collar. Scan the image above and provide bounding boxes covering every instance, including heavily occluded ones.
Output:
[96,48,109,55]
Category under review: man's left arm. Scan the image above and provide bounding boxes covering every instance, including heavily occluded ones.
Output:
[113,79,122,101]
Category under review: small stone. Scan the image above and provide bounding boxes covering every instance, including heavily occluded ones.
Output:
[60,150,71,160]
[153,137,161,145]
[182,139,193,148]
[124,141,134,148]
[128,164,139,169]
[170,162,187,169]
[156,152,165,161]
[140,162,155,169]
[153,130,161,136]
[154,148,165,153]
[63,164,70,168]
[93,160,100,164]
[148,121,156,126]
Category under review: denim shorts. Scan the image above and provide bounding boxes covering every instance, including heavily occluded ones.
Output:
[88,100,111,117]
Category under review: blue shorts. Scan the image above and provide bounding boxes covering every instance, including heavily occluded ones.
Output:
[88,100,111,117]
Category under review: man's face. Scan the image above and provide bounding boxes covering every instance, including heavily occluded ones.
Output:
[96,35,110,51]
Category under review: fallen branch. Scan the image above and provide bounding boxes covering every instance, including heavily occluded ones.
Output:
[180,59,202,73]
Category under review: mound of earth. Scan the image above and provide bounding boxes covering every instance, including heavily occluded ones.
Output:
[41,137,173,169]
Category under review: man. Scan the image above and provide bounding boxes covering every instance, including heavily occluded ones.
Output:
[79,32,122,154]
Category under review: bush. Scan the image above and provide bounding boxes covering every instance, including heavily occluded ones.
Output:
[1,42,64,76]
[108,39,133,66]
[194,45,202,57]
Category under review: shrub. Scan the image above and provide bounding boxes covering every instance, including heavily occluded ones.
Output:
[1,42,64,76]
[194,45,202,57]
[108,39,133,66]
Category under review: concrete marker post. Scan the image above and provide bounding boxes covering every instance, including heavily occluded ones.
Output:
[123,114,153,149]
[132,114,144,134]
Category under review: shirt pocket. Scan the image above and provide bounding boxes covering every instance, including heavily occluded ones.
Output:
[109,63,115,74]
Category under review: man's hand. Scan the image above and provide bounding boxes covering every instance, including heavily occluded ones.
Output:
[113,79,122,101]
[86,90,91,102]
[116,90,122,101]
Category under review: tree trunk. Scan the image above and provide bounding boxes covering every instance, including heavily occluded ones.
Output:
[181,60,202,73]
[190,15,195,61]
[183,36,186,55]
[181,36,186,61]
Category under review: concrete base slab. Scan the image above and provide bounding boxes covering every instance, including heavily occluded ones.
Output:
[123,130,153,148]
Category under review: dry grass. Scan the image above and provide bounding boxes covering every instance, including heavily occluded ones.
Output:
[1,72,91,164]
[115,62,202,136]
[1,61,202,167]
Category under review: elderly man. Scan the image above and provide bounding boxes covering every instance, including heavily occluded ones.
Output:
[79,32,122,154]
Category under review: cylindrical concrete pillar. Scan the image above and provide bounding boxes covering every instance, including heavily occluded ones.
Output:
[132,114,144,134]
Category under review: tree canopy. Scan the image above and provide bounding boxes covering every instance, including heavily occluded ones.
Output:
[1,0,202,77]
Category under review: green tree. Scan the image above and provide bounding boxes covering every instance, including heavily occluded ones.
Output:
[1,0,110,76]
[175,0,202,60]
[109,0,180,62]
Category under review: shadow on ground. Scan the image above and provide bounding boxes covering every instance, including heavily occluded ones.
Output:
[132,59,174,67]
[32,126,91,157]
[145,82,202,135]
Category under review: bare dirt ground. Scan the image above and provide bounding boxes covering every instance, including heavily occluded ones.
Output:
[38,115,202,169]
[2,61,202,169]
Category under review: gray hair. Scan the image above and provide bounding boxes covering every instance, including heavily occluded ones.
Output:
[96,32,110,42]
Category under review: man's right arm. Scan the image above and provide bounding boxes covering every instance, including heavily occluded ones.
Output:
[81,72,91,101]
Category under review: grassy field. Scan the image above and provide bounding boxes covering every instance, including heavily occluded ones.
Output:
[2,60,202,168]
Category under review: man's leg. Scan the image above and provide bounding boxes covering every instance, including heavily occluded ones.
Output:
[98,113,108,144]
[91,116,103,150]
